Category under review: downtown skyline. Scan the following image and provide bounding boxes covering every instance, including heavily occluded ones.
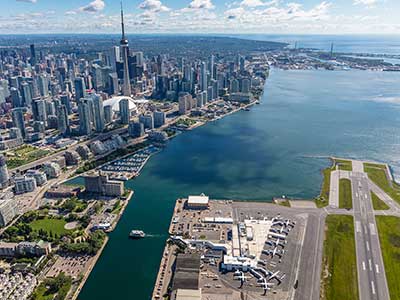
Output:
[1,0,400,35]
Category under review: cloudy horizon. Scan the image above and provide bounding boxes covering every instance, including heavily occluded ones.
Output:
[2,0,400,35]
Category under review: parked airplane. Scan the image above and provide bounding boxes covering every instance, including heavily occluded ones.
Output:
[268,271,283,285]
[266,238,287,248]
[263,247,285,259]
[270,226,289,235]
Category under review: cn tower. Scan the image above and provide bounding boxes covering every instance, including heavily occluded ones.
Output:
[120,1,131,96]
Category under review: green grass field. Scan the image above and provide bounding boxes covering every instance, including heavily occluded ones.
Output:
[371,191,390,210]
[321,215,358,300]
[335,159,353,171]
[316,164,335,208]
[30,218,69,236]
[6,145,50,169]
[364,165,400,204]
[339,179,353,209]
[376,216,400,300]
[364,162,386,170]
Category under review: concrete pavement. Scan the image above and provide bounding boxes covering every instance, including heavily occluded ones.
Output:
[329,170,339,207]
[351,172,390,300]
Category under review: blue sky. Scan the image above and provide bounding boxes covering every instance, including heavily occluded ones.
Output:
[1,0,399,34]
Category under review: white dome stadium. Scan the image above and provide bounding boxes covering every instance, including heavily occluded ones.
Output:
[103,96,139,113]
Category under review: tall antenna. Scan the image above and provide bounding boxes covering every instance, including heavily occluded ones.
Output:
[120,1,126,41]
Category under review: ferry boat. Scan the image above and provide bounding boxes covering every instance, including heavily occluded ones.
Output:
[129,230,145,239]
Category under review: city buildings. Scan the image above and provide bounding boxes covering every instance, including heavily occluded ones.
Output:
[128,121,144,138]
[14,176,37,194]
[83,172,125,197]
[0,191,19,226]
[0,155,9,189]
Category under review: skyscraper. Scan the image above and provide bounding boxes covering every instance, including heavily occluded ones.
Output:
[119,98,130,124]
[74,77,86,102]
[78,101,92,136]
[209,55,215,80]
[57,105,70,136]
[30,44,36,66]
[0,155,9,189]
[200,62,207,92]
[92,94,105,133]
[120,3,131,96]
[11,108,26,139]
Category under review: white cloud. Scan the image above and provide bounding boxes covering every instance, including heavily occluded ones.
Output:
[240,0,278,7]
[187,0,215,10]
[79,0,105,13]
[139,0,170,12]
[16,0,37,3]
[354,0,379,7]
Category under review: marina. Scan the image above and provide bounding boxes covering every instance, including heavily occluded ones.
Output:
[100,146,161,180]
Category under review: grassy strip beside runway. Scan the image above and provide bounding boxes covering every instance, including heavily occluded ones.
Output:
[364,164,400,204]
[339,179,353,209]
[371,191,390,210]
[321,215,358,300]
[336,159,353,171]
[376,216,400,300]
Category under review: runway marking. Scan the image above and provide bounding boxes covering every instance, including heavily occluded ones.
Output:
[362,261,366,271]
[376,264,380,274]
[365,194,368,199]
[366,241,370,252]
[371,281,376,295]
[370,223,377,235]
[356,221,361,233]
[369,259,372,271]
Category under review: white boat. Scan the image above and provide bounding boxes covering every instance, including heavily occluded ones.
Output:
[129,230,145,239]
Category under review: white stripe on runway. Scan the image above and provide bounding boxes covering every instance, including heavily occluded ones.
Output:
[356,221,361,233]
[370,223,376,235]
[362,261,366,271]
[371,281,376,295]
[375,264,379,274]
[369,259,372,271]
[366,241,370,251]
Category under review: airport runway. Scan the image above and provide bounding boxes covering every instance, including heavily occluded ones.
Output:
[294,212,325,300]
[351,172,390,300]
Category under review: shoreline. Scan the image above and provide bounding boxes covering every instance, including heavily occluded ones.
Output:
[69,190,134,300]
[71,100,262,299]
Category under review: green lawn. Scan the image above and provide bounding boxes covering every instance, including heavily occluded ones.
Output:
[31,273,72,300]
[31,284,55,300]
[376,216,400,300]
[30,218,69,236]
[316,164,335,208]
[364,165,400,204]
[339,179,353,209]
[6,145,50,169]
[364,162,386,170]
[335,159,353,171]
[321,215,358,300]
[371,191,390,210]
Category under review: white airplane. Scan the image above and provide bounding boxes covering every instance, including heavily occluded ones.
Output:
[234,272,249,288]
[258,279,274,295]
[266,238,287,248]
[270,227,289,235]
[263,247,285,259]
[268,271,282,285]
[284,219,296,228]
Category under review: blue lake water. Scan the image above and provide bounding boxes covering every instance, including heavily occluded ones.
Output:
[78,68,400,300]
